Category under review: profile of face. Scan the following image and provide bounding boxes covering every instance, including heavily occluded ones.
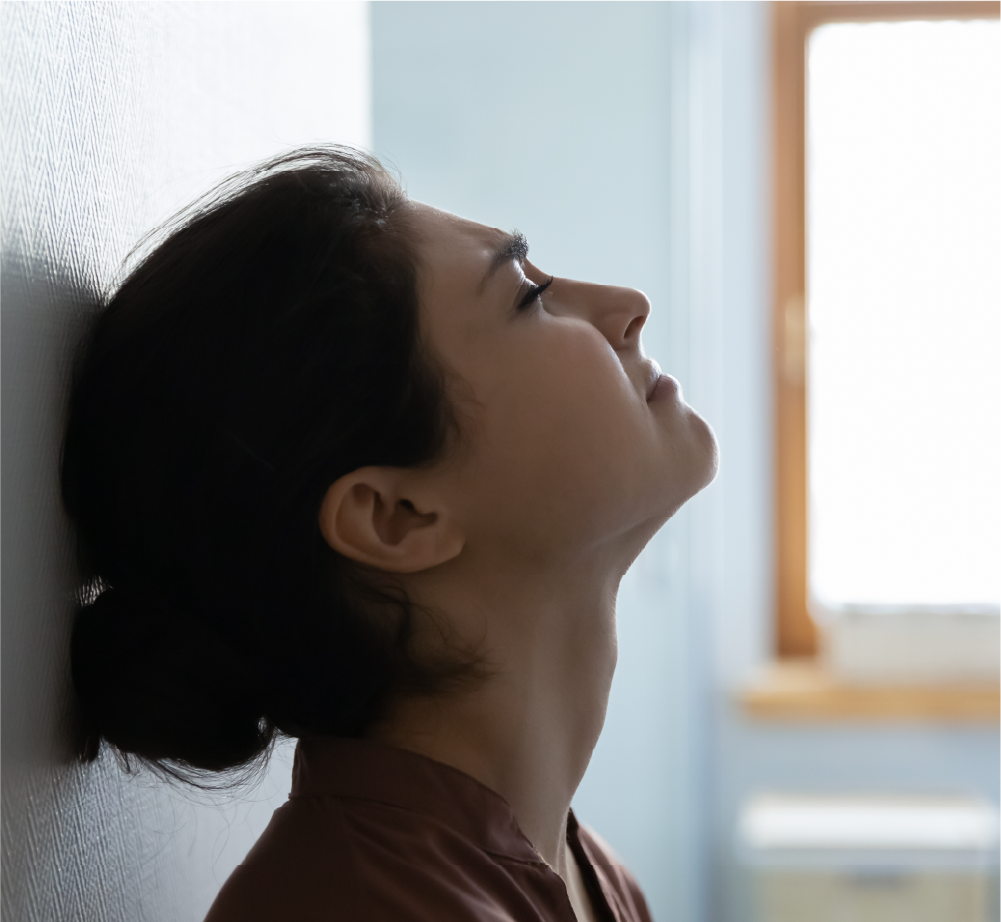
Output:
[320,200,718,592]
[62,146,721,798]
[391,204,719,577]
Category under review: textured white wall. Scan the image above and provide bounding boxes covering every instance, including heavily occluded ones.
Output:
[0,4,370,920]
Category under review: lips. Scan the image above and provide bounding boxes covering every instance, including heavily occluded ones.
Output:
[644,360,679,402]
[648,373,680,402]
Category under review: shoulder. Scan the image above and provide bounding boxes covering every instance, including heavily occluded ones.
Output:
[204,796,559,922]
[203,799,362,922]
[575,823,654,922]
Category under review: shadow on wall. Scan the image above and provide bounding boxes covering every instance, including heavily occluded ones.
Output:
[0,254,140,918]
[1,257,97,767]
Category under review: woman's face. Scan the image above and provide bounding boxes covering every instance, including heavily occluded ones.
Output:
[412,204,718,571]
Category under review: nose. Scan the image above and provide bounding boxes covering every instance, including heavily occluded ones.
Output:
[553,278,651,352]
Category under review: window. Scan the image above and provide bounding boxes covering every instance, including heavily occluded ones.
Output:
[772,3,1000,670]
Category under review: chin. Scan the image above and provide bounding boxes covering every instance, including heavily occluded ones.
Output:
[642,416,720,531]
[666,402,719,503]
[624,408,720,547]
[690,412,720,492]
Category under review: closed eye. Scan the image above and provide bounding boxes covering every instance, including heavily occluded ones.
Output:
[517,276,554,312]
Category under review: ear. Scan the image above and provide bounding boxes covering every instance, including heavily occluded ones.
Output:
[317,467,465,574]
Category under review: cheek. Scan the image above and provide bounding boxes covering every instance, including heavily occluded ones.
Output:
[491,327,632,451]
[460,327,654,538]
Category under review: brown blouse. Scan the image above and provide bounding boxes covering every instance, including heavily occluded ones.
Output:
[204,737,653,922]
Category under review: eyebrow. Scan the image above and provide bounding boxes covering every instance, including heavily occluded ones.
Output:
[478,231,529,292]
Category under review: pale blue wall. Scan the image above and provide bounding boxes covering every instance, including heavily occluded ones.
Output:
[373,5,702,919]
[678,6,1001,921]
[372,5,1000,922]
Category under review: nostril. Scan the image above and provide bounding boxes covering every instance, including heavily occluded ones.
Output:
[623,315,645,342]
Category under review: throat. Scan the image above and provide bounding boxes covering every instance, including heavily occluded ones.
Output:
[369,592,618,870]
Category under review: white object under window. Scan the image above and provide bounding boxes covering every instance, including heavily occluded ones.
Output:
[739,794,999,866]
[739,795,999,922]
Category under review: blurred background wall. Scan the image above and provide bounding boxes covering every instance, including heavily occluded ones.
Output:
[374,3,699,916]
[3,3,997,921]
[372,3,1000,921]
[1,4,369,920]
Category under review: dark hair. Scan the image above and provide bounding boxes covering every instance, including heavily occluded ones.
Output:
[62,147,470,783]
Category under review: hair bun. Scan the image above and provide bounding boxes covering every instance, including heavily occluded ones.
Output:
[71,587,273,773]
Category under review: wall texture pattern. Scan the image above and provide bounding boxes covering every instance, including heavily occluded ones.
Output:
[1,4,369,919]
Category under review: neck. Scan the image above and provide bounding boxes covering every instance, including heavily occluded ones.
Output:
[366,552,620,875]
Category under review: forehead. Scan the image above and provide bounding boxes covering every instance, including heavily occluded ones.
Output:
[409,203,511,294]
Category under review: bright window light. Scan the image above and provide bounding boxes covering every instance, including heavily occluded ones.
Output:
[807,20,1000,613]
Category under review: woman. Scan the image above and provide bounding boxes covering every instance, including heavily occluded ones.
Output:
[63,147,717,922]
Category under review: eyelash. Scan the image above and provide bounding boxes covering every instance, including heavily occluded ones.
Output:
[517,276,554,312]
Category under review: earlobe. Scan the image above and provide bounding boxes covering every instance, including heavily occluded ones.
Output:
[318,468,464,574]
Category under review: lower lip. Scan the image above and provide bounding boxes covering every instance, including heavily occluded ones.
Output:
[648,374,680,402]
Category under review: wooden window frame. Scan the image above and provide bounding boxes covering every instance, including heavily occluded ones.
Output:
[772,0,1001,658]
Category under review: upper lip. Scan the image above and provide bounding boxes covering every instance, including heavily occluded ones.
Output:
[644,360,663,401]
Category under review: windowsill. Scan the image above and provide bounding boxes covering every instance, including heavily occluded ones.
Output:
[739,659,1000,723]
